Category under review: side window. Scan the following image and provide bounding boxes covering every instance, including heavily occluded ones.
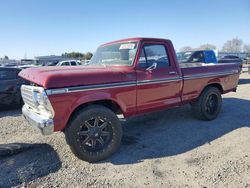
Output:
[139,44,170,68]
[64,62,70,66]
[138,49,147,68]
[190,51,204,63]
[204,51,217,63]
[71,61,77,66]
[0,70,16,80]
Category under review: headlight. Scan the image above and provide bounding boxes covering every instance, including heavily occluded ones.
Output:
[33,89,54,117]
[34,91,47,105]
[33,91,41,105]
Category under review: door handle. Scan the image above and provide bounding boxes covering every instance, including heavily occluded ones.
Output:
[169,71,177,75]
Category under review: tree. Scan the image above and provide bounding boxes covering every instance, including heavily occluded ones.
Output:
[243,44,250,52]
[4,56,9,60]
[199,44,216,50]
[62,52,84,59]
[179,46,192,52]
[62,52,93,59]
[222,37,243,52]
[84,52,93,60]
[62,52,68,57]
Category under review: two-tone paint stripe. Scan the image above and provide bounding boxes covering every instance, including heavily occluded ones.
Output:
[46,81,137,95]
[46,77,181,95]
[183,70,239,80]
[46,70,239,95]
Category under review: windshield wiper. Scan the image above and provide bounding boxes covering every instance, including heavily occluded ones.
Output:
[83,61,107,67]
[100,63,107,67]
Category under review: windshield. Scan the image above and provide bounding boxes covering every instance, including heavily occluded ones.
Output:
[89,42,138,66]
[177,51,193,62]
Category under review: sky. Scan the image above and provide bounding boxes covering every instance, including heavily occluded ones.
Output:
[0,0,249,59]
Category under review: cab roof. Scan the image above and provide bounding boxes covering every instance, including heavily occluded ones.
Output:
[101,37,171,47]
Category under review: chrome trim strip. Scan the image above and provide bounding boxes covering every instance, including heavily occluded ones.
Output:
[137,77,181,86]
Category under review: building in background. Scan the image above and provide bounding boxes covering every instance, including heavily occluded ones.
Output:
[0,59,21,67]
[35,55,68,65]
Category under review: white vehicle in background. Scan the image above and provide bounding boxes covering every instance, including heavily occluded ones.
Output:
[81,59,90,65]
[56,60,81,66]
[16,64,40,69]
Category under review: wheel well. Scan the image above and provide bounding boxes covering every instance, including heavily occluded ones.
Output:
[202,83,223,94]
[190,83,223,105]
[74,99,122,115]
[65,100,123,130]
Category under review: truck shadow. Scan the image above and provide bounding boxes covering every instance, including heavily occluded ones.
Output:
[0,105,22,118]
[107,97,250,165]
[0,143,61,187]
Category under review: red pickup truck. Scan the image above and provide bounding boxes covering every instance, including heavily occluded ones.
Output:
[19,38,240,162]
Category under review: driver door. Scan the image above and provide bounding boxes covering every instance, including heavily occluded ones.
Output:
[136,43,181,114]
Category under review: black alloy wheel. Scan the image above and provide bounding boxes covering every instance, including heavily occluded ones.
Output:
[205,94,219,115]
[65,105,122,162]
[192,87,222,120]
[77,117,113,152]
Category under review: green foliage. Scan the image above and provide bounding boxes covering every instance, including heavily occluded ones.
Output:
[62,52,84,58]
[62,52,93,60]
[84,52,93,60]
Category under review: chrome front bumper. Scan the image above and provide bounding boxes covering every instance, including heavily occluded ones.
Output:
[22,105,54,135]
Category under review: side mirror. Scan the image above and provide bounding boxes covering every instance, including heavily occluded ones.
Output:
[192,58,199,62]
[146,62,157,72]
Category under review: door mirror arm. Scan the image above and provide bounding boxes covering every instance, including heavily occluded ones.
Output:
[146,62,157,72]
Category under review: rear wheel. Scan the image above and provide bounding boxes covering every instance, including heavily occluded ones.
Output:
[191,87,222,120]
[65,105,122,162]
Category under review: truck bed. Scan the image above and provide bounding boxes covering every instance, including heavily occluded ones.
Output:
[180,62,240,103]
[180,62,240,78]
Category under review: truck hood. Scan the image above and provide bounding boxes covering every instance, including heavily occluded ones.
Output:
[18,66,131,89]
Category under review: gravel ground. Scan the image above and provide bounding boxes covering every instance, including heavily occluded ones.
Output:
[0,72,249,188]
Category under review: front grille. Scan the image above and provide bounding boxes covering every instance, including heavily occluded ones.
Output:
[21,85,36,109]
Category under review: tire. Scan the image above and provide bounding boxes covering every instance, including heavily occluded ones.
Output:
[65,105,122,162]
[191,87,222,121]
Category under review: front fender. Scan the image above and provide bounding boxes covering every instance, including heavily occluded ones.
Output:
[49,91,128,132]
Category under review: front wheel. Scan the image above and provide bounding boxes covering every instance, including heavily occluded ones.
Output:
[65,105,122,162]
[191,87,222,121]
